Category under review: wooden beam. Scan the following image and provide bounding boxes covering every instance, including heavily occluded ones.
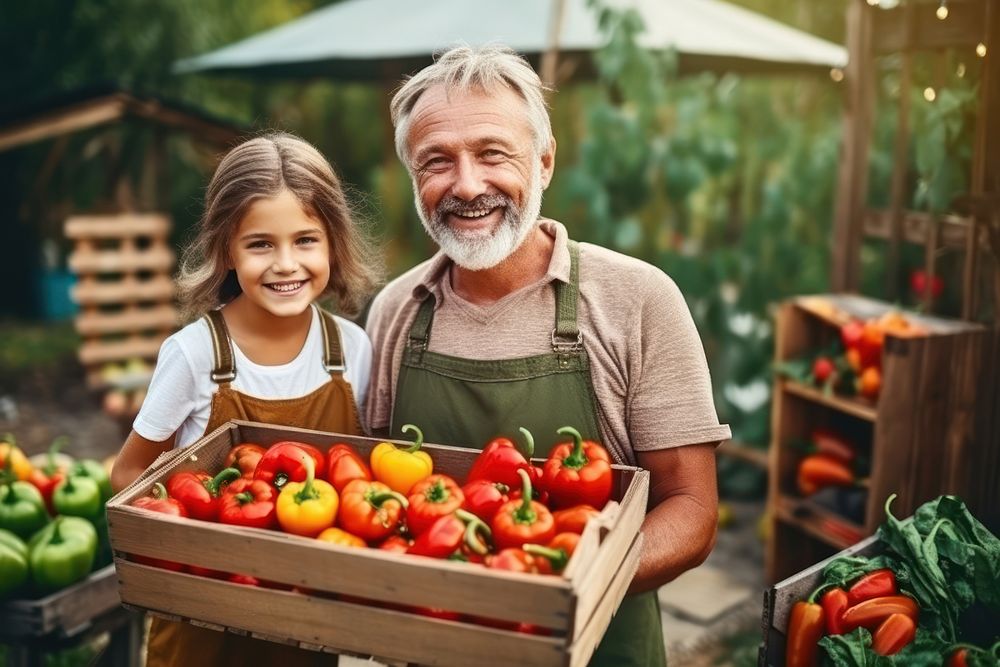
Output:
[873,0,988,53]
[123,98,242,148]
[0,96,126,153]
[864,209,983,248]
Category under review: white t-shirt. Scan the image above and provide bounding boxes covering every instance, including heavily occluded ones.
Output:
[133,307,372,449]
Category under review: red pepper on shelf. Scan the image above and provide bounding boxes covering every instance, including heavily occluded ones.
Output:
[27,437,69,515]
[339,479,408,543]
[218,478,277,529]
[325,443,372,493]
[413,607,463,622]
[840,595,919,632]
[460,479,510,522]
[796,454,854,496]
[821,587,849,635]
[407,509,491,559]
[407,474,464,536]
[552,504,600,535]
[465,427,536,489]
[847,568,896,605]
[871,613,916,656]
[166,467,241,521]
[131,482,187,571]
[541,426,613,510]
[491,469,556,551]
[809,429,856,465]
[785,584,833,667]
[253,442,326,490]
[223,443,266,479]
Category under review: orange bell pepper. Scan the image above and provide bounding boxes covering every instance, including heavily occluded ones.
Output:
[316,527,366,549]
[0,436,32,482]
[370,424,433,495]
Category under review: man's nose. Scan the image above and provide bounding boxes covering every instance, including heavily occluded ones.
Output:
[450,155,487,201]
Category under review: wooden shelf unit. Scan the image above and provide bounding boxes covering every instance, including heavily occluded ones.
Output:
[765,293,998,583]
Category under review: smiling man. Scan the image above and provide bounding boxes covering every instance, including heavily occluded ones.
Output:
[365,45,730,666]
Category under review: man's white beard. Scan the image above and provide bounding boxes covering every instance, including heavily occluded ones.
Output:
[415,161,543,271]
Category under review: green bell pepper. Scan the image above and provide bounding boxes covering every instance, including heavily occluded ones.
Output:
[52,474,102,519]
[29,516,97,593]
[0,528,28,598]
[71,459,113,503]
[0,479,49,539]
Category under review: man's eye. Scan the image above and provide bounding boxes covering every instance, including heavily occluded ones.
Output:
[422,157,449,170]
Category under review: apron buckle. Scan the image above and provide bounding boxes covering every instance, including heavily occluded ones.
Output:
[325,362,346,373]
[551,329,583,352]
[211,369,236,382]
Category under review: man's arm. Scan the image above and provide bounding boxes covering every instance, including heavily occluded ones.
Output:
[627,442,719,594]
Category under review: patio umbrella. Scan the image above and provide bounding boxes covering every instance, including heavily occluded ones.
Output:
[174,0,847,81]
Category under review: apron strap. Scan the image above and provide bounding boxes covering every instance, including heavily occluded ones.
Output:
[407,293,436,352]
[316,306,346,376]
[552,239,583,352]
[203,310,236,385]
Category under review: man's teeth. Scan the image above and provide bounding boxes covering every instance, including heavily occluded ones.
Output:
[455,207,496,219]
[269,282,302,292]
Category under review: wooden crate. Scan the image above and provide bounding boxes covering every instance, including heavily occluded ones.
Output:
[106,420,649,667]
[757,534,881,667]
[0,564,121,640]
[766,293,999,582]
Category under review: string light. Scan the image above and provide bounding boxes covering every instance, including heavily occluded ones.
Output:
[924,87,937,102]
[866,0,879,6]
[830,68,845,82]
[957,62,966,78]
[976,43,987,58]
[936,1,949,20]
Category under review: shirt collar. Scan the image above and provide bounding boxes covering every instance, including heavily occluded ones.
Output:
[409,219,572,304]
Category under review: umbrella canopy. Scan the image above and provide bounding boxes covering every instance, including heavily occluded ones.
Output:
[175,0,847,80]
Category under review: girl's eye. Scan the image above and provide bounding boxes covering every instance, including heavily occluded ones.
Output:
[297,236,320,245]
[247,240,271,249]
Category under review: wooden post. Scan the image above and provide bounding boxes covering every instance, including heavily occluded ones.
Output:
[541,0,567,89]
[832,0,876,292]
[886,8,913,301]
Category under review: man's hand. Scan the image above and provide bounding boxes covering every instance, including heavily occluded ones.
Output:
[627,442,719,594]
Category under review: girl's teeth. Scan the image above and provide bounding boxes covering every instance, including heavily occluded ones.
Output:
[270,282,302,292]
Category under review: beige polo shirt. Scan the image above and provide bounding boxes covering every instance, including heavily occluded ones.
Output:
[364,220,730,465]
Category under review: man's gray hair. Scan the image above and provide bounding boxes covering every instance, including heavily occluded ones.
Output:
[390,44,553,168]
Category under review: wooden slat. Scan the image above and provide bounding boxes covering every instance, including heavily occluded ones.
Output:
[74,304,178,336]
[78,336,166,365]
[0,565,120,639]
[782,380,878,422]
[717,441,769,470]
[64,213,171,239]
[68,246,175,274]
[72,276,175,305]
[117,560,566,667]
[872,0,987,53]
[863,209,980,248]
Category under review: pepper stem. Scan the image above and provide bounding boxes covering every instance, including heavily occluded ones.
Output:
[401,424,424,453]
[367,488,409,509]
[457,509,492,556]
[295,455,319,503]
[152,482,168,500]
[516,427,535,459]
[206,467,241,496]
[47,436,69,475]
[49,516,65,545]
[524,543,569,572]
[806,582,837,604]
[556,426,588,470]
[514,468,537,524]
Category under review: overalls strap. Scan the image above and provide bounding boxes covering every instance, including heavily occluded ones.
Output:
[316,307,346,376]
[203,310,236,385]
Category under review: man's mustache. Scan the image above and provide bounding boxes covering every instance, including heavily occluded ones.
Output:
[435,194,511,218]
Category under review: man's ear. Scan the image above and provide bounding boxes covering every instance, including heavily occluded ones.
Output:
[540,137,557,190]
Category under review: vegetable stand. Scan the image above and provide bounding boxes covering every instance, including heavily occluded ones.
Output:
[106,420,648,667]
[0,564,143,666]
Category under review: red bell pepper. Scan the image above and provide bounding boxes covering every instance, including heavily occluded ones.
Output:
[339,479,408,542]
[253,442,325,490]
[461,479,510,522]
[218,478,277,529]
[166,467,241,521]
[224,443,266,478]
[465,427,535,488]
[552,504,599,535]
[378,534,413,553]
[491,469,556,551]
[785,585,832,667]
[541,426,613,510]
[407,474,464,536]
[821,587,849,635]
[27,436,69,514]
[847,568,896,605]
[407,509,491,559]
[871,613,916,656]
[228,573,261,586]
[326,443,372,493]
[412,606,463,622]
[486,548,546,574]
[840,595,919,632]
[131,482,187,571]
[809,429,856,465]
[188,564,227,579]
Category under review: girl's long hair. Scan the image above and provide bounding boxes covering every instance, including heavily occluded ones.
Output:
[176,132,382,322]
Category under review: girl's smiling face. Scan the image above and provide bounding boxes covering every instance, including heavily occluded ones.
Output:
[227,189,331,320]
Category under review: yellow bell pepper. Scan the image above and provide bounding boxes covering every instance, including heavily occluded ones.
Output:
[370,424,433,495]
[1,436,32,481]
[316,527,366,549]
[276,455,338,537]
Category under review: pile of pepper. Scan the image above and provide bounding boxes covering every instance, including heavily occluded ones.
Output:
[1,434,114,599]
[129,424,616,627]
[796,428,862,499]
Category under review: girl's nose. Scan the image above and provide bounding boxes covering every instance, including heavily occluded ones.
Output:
[272,246,299,273]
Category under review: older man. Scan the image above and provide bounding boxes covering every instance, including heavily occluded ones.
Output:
[365,45,730,666]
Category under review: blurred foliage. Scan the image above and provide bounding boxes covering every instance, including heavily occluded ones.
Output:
[0,1,983,458]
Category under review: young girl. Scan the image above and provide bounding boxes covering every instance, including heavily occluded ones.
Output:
[111,132,381,667]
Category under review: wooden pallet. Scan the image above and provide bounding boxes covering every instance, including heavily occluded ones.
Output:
[106,421,648,667]
[64,213,179,392]
[0,565,120,640]
[766,293,999,583]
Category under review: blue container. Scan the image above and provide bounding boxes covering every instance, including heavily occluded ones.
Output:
[38,269,79,321]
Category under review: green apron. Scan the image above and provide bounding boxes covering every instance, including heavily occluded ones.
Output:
[391,240,666,667]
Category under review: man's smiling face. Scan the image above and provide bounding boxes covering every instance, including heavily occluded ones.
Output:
[405,84,554,270]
